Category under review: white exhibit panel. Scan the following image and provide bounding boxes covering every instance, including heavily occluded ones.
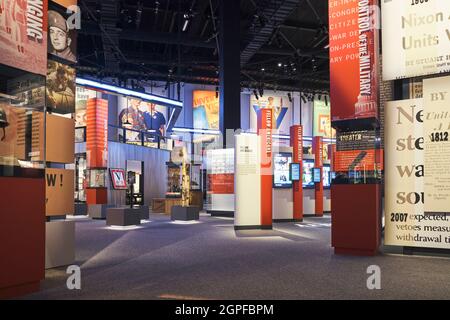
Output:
[273,188,293,220]
[324,189,331,213]
[45,220,75,269]
[303,188,315,216]
[273,146,294,220]
[206,149,235,214]
[234,134,261,227]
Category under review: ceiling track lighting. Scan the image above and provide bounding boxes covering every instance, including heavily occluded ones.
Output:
[253,89,259,101]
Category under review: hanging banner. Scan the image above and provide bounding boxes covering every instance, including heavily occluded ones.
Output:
[193,90,219,130]
[86,98,108,168]
[48,0,77,63]
[381,0,450,80]
[329,0,379,121]
[0,0,48,75]
[423,76,450,215]
[385,98,450,249]
[313,99,335,138]
[250,94,291,134]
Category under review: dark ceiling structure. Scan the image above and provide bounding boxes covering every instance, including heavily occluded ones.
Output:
[77,0,329,94]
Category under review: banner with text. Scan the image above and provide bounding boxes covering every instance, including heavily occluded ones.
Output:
[385,98,450,249]
[329,0,379,121]
[381,0,450,80]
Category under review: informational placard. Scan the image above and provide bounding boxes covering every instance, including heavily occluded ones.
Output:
[329,0,379,121]
[193,91,219,130]
[423,76,450,214]
[385,98,450,249]
[46,168,74,216]
[110,168,127,190]
[250,94,291,134]
[0,0,48,75]
[381,0,450,80]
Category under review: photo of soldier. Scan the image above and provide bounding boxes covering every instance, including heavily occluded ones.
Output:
[48,5,77,63]
[46,60,76,114]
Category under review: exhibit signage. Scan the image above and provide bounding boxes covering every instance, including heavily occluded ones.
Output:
[329,0,379,121]
[290,125,303,220]
[423,76,450,215]
[381,0,450,80]
[0,0,48,76]
[250,94,291,134]
[385,98,450,249]
[86,98,108,168]
[193,90,219,130]
[46,168,74,216]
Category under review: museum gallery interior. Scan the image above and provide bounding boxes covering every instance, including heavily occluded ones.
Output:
[0,0,449,301]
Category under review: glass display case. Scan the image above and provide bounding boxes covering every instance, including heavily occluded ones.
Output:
[166,163,182,198]
[86,168,107,188]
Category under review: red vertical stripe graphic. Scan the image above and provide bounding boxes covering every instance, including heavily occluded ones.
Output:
[290,125,303,221]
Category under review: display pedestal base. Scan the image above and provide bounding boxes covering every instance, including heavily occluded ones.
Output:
[106,208,141,226]
[134,205,149,220]
[207,210,234,217]
[45,220,75,269]
[331,184,381,256]
[234,225,272,231]
[273,219,303,223]
[171,206,200,221]
[88,204,113,219]
[74,203,88,216]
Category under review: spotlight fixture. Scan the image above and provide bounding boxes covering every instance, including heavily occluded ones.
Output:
[288,92,292,103]
[258,86,264,98]
[318,94,322,101]
[253,89,259,100]
[278,62,282,67]
[215,86,219,99]
[325,95,329,106]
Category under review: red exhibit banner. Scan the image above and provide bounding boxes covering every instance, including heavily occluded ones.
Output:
[0,0,48,76]
[314,136,324,216]
[329,0,379,122]
[290,125,303,220]
[257,108,273,227]
[86,98,108,168]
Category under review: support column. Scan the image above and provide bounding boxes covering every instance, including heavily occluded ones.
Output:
[219,0,241,147]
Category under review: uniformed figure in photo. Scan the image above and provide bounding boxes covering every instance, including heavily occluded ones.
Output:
[48,10,76,62]
[46,64,76,114]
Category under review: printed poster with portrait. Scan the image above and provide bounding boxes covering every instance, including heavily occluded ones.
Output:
[118,97,167,142]
[193,90,219,130]
[48,0,77,63]
[75,86,97,127]
[0,0,48,75]
[46,60,76,114]
[313,99,335,138]
[250,94,291,134]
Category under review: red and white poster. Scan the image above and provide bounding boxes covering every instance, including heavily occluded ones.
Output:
[329,0,379,121]
[0,0,48,75]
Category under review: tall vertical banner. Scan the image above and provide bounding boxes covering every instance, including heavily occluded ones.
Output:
[86,98,108,168]
[257,108,273,227]
[0,0,48,75]
[290,125,303,221]
[329,0,379,121]
[385,95,450,249]
[314,136,324,216]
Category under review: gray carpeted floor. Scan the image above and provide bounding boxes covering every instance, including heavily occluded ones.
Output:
[24,213,450,300]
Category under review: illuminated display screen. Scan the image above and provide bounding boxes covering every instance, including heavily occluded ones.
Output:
[303,159,315,189]
[273,152,292,188]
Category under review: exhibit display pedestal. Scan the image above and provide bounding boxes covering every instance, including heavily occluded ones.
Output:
[88,204,114,219]
[74,203,88,216]
[45,220,75,269]
[106,208,142,226]
[0,175,45,299]
[171,206,200,221]
[135,205,149,220]
[331,184,381,256]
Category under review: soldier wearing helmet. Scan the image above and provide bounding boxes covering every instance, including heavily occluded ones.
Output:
[48,10,76,62]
